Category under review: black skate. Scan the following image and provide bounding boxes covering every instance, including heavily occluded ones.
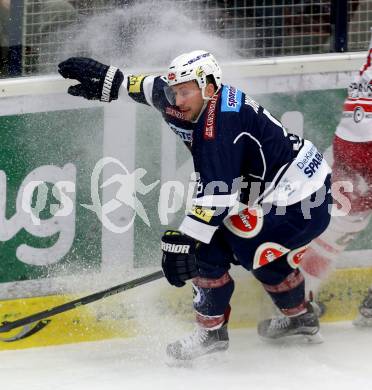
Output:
[353,288,372,327]
[166,324,229,360]
[258,303,323,343]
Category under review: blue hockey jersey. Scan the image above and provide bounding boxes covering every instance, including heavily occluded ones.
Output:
[122,75,331,243]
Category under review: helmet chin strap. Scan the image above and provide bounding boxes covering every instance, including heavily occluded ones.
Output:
[192,100,208,123]
[200,84,220,101]
[201,86,211,101]
[191,86,220,123]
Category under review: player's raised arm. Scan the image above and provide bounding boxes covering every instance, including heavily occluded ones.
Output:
[58,57,164,109]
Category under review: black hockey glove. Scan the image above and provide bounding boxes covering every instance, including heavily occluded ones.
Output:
[161,230,200,287]
[58,57,124,102]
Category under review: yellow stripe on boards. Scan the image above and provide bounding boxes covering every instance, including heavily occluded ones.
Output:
[0,267,371,350]
[317,268,372,322]
[0,294,136,351]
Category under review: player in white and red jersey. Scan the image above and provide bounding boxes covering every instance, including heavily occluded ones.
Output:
[301,35,372,326]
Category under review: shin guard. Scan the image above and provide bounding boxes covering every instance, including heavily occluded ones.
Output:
[260,269,307,316]
[192,273,234,329]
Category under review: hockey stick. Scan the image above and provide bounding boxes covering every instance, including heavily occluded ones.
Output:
[0,320,51,343]
[0,270,164,342]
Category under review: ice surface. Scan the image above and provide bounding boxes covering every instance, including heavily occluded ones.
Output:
[1,322,371,390]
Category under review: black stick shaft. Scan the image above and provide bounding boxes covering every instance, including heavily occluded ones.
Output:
[0,270,164,333]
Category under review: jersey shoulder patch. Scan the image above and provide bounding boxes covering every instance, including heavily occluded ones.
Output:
[128,75,145,94]
[221,85,242,112]
[127,74,148,105]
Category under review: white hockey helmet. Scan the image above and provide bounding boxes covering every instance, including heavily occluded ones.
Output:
[165,50,222,102]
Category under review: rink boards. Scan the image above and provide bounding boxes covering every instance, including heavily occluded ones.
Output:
[1,266,372,351]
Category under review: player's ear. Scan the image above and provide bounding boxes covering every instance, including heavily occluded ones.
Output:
[205,82,216,97]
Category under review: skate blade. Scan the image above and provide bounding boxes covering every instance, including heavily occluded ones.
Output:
[165,358,194,369]
[259,331,323,345]
[165,351,229,369]
[165,344,229,367]
[303,331,323,344]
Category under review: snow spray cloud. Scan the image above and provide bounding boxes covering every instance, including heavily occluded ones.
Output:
[59,0,240,69]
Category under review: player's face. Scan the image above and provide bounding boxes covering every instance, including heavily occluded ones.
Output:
[171,81,205,121]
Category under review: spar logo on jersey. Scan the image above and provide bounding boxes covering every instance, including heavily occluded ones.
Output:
[221,85,242,112]
[168,123,193,143]
[296,144,324,178]
[228,88,238,107]
[353,106,365,123]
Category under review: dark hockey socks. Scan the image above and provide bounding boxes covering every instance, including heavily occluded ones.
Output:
[192,272,235,328]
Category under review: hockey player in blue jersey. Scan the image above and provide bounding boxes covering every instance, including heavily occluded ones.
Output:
[58,50,332,360]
